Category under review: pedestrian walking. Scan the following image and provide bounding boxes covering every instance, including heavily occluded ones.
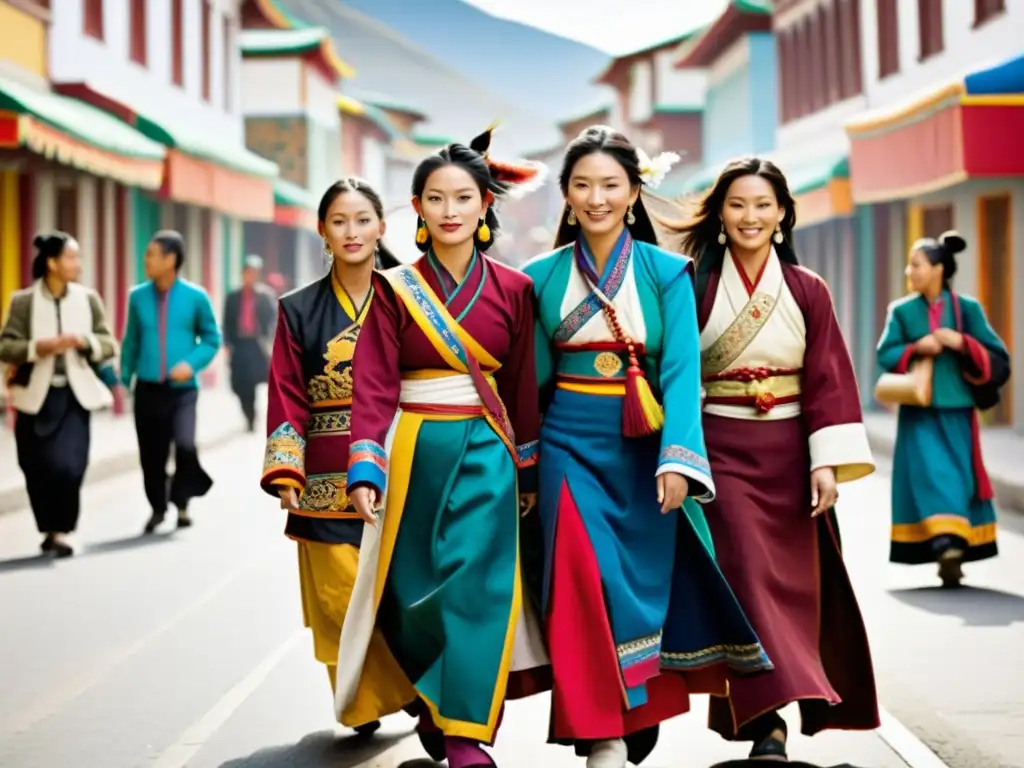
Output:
[0,231,118,557]
[120,230,220,533]
[223,255,276,432]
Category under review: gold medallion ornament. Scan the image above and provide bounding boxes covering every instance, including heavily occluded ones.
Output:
[594,351,624,378]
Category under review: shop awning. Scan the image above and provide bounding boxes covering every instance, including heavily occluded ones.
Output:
[54,82,278,220]
[788,155,852,229]
[273,178,318,233]
[845,53,1024,203]
[0,75,164,189]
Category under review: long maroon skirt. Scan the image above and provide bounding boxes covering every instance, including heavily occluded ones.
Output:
[703,413,879,739]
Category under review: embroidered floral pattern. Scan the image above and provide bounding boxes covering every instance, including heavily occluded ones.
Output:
[660,445,710,473]
[700,292,779,376]
[300,473,351,513]
[307,324,361,403]
[264,422,305,476]
[661,642,773,673]
[308,409,351,437]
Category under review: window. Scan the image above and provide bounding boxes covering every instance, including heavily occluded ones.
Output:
[974,0,1005,26]
[921,203,953,238]
[918,0,944,60]
[776,29,793,122]
[170,0,184,86]
[876,0,899,79]
[201,1,212,102]
[841,0,863,97]
[129,0,146,66]
[222,15,233,111]
[83,0,103,40]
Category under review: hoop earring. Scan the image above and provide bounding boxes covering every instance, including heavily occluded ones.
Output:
[477,218,491,243]
[322,238,333,258]
[415,218,428,245]
[773,224,784,244]
[625,204,636,226]
[567,209,577,226]
[717,224,727,246]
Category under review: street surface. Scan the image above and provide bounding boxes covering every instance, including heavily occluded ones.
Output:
[1,433,1022,768]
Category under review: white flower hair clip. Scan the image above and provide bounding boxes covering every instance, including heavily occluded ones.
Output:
[637,148,682,189]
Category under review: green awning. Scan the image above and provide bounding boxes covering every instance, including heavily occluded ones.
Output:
[239,27,329,57]
[273,178,315,209]
[133,112,278,178]
[0,76,165,160]
[788,155,849,196]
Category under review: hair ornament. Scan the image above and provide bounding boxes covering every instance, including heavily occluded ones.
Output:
[637,148,682,189]
[469,120,549,199]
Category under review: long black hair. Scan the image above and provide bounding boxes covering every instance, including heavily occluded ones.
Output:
[670,156,798,266]
[31,231,72,280]
[411,124,543,253]
[552,125,660,249]
[912,230,966,287]
[317,177,400,269]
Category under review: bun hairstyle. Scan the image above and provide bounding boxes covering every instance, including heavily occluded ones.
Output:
[552,125,662,250]
[31,231,72,280]
[317,177,400,269]
[411,122,547,253]
[913,229,967,285]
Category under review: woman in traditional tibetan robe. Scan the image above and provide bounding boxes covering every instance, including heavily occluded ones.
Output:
[667,157,879,761]
[260,178,419,739]
[877,231,1010,587]
[336,126,549,768]
[524,126,770,768]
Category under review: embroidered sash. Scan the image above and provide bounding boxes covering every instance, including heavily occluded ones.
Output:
[700,280,784,377]
[553,233,632,343]
[380,265,518,461]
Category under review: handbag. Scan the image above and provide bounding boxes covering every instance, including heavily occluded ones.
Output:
[874,355,934,407]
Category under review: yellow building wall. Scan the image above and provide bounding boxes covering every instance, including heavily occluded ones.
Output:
[0,3,47,76]
[0,170,21,317]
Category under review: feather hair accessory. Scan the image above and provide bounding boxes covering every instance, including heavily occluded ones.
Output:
[469,120,549,199]
[637,148,682,189]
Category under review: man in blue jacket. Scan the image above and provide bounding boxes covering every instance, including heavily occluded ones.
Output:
[121,230,221,533]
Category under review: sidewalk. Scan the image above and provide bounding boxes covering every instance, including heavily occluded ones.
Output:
[864,409,1024,513]
[0,387,246,516]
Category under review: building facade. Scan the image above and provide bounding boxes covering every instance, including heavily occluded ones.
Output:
[845,0,1022,428]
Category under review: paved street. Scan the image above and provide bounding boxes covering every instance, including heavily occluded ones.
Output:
[1,434,1022,768]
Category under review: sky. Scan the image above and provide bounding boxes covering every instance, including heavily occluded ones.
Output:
[461,0,730,56]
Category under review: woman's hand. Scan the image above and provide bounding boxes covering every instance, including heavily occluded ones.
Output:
[34,336,66,357]
[933,328,964,351]
[914,334,943,356]
[810,467,838,517]
[277,486,299,511]
[657,472,689,514]
[519,492,537,517]
[350,485,380,527]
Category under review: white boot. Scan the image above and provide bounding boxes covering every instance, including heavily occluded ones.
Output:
[587,738,628,768]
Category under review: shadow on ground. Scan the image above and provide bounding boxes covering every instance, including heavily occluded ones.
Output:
[219,730,414,767]
[888,584,1024,627]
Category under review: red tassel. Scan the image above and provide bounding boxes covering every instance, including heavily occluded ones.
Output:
[621,347,664,438]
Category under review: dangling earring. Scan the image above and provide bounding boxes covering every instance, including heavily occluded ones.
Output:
[567,209,577,226]
[322,238,333,258]
[415,217,428,245]
[625,204,636,226]
[773,224,784,244]
[717,224,727,246]
[477,218,491,243]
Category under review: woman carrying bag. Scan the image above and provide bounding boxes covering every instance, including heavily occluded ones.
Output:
[876,231,1010,587]
[0,232,118,557]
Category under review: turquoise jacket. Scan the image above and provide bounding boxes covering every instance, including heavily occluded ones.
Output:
[120,278,221,389]
[876,290,1007,409]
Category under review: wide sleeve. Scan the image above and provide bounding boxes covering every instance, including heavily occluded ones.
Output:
[0,294,32,366]
[876,301,917,374]
[261,308,308,496]
[958,297,1010,387]
[83,291,119,364]
[184,290,222,372]
[494,282,541,494]
[656,263,714,503]
[800,272,875,484]
[346,276,403,497]
[119,292,140,388]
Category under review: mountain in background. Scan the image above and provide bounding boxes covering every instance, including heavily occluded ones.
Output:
[336,0,612,121]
